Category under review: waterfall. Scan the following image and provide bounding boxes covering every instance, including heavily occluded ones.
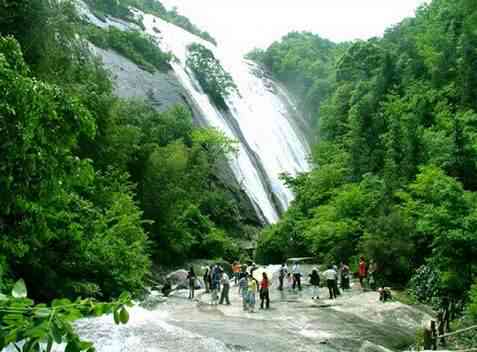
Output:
[141,14,311,224]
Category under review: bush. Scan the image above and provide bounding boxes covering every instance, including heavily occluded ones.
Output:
[467,281,477,321]
[408,265,442,307]
[359,211,415,286]
[0,37,150,300]
[186,43,237,110]
[0,257,8,292]
[85,26,171,73]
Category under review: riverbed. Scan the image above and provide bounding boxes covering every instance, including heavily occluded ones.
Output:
[69,268,430,352]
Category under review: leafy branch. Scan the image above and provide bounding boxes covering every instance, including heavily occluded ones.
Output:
[0,280,132,352]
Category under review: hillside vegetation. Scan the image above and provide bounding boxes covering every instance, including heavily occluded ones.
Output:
[253,0,477,346]
[0,0,252,303]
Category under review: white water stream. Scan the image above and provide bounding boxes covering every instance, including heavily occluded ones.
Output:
[142,14,310,223]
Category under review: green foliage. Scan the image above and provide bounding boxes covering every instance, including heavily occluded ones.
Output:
[0,0,81,81]
[359,211,415,285]
[244,48,266,63]
[0,279,132,352]
[186,43,238,110]
[408,265,442,307]
[468,281,477,321]
[85,26,171,73]
[399,166,477,287]
[0,0,256,305]
[259,0,477,306]
[249,32,346,125]
[0,36,150,300]
[84,0,133,22]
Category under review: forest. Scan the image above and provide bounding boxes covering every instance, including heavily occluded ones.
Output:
[252,0,477,344]
[1,0,477,349]
[0,0,254,304]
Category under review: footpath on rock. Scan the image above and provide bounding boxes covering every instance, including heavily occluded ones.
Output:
[151,266,432,352]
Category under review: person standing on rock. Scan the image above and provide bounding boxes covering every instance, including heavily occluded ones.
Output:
[309,268,321,299]
[238,272,249,311]
[278,263,287,291]
[187,266,196,300]
[203,266,211,293]
[240,264,248,280]
[232,262,241,285]
[323,265,337,299]
[260,272,270,309]
[286,272,293,290]
[247,275,258,312]
[340,262,350,290]
[368,259,377,291]
[211,265,221,304]
[359,256,367,289]
[250,262,258,277]
[219,270,231,305]
[292,262,302,291]
[333,264,341,296]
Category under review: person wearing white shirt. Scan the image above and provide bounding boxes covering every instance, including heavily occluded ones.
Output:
[322,265,337,299]
[219,271,231,305]
[292,262,302,291]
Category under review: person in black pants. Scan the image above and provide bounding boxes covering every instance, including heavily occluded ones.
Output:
[308,268,321,299]
[278,263,287,290]
[292,262,302,291]
[260,272,270,309]
[187,266,196,299]
[323,265,337,299]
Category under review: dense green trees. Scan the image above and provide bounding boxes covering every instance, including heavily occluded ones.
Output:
[257,0,477,318]
[248,32,347,128]
[0,36,150,300]
[0,0,252,305]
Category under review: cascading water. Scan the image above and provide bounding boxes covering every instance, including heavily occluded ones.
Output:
[142,14,311,224]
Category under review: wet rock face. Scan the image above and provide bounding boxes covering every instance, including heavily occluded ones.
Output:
[91,46,196,114]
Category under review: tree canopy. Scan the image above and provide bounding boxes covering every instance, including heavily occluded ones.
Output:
[256,0,477,332]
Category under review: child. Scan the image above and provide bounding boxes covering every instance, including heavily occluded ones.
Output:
[286,272,293,291]
[247,276,258,312]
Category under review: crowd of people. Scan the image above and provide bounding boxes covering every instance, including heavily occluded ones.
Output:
[180,256,390,311]
[276,262,352,300]
[194,263,270,312]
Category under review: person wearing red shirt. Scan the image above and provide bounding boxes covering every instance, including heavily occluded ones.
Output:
[359,256,367,289]
[260,272,270,309]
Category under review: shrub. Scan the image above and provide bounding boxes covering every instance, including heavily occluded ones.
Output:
[186,43,237,110]
[85,26,171,73]
[467,281,477,321]
[408,265,442,307]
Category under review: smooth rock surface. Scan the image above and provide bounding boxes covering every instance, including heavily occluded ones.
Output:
[52,267,430,352]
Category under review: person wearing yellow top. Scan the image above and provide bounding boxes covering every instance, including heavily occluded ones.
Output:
[247,276,258,312]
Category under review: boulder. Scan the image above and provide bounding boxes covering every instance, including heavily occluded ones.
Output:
[166,269,203,289]
[166,269,188,285]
